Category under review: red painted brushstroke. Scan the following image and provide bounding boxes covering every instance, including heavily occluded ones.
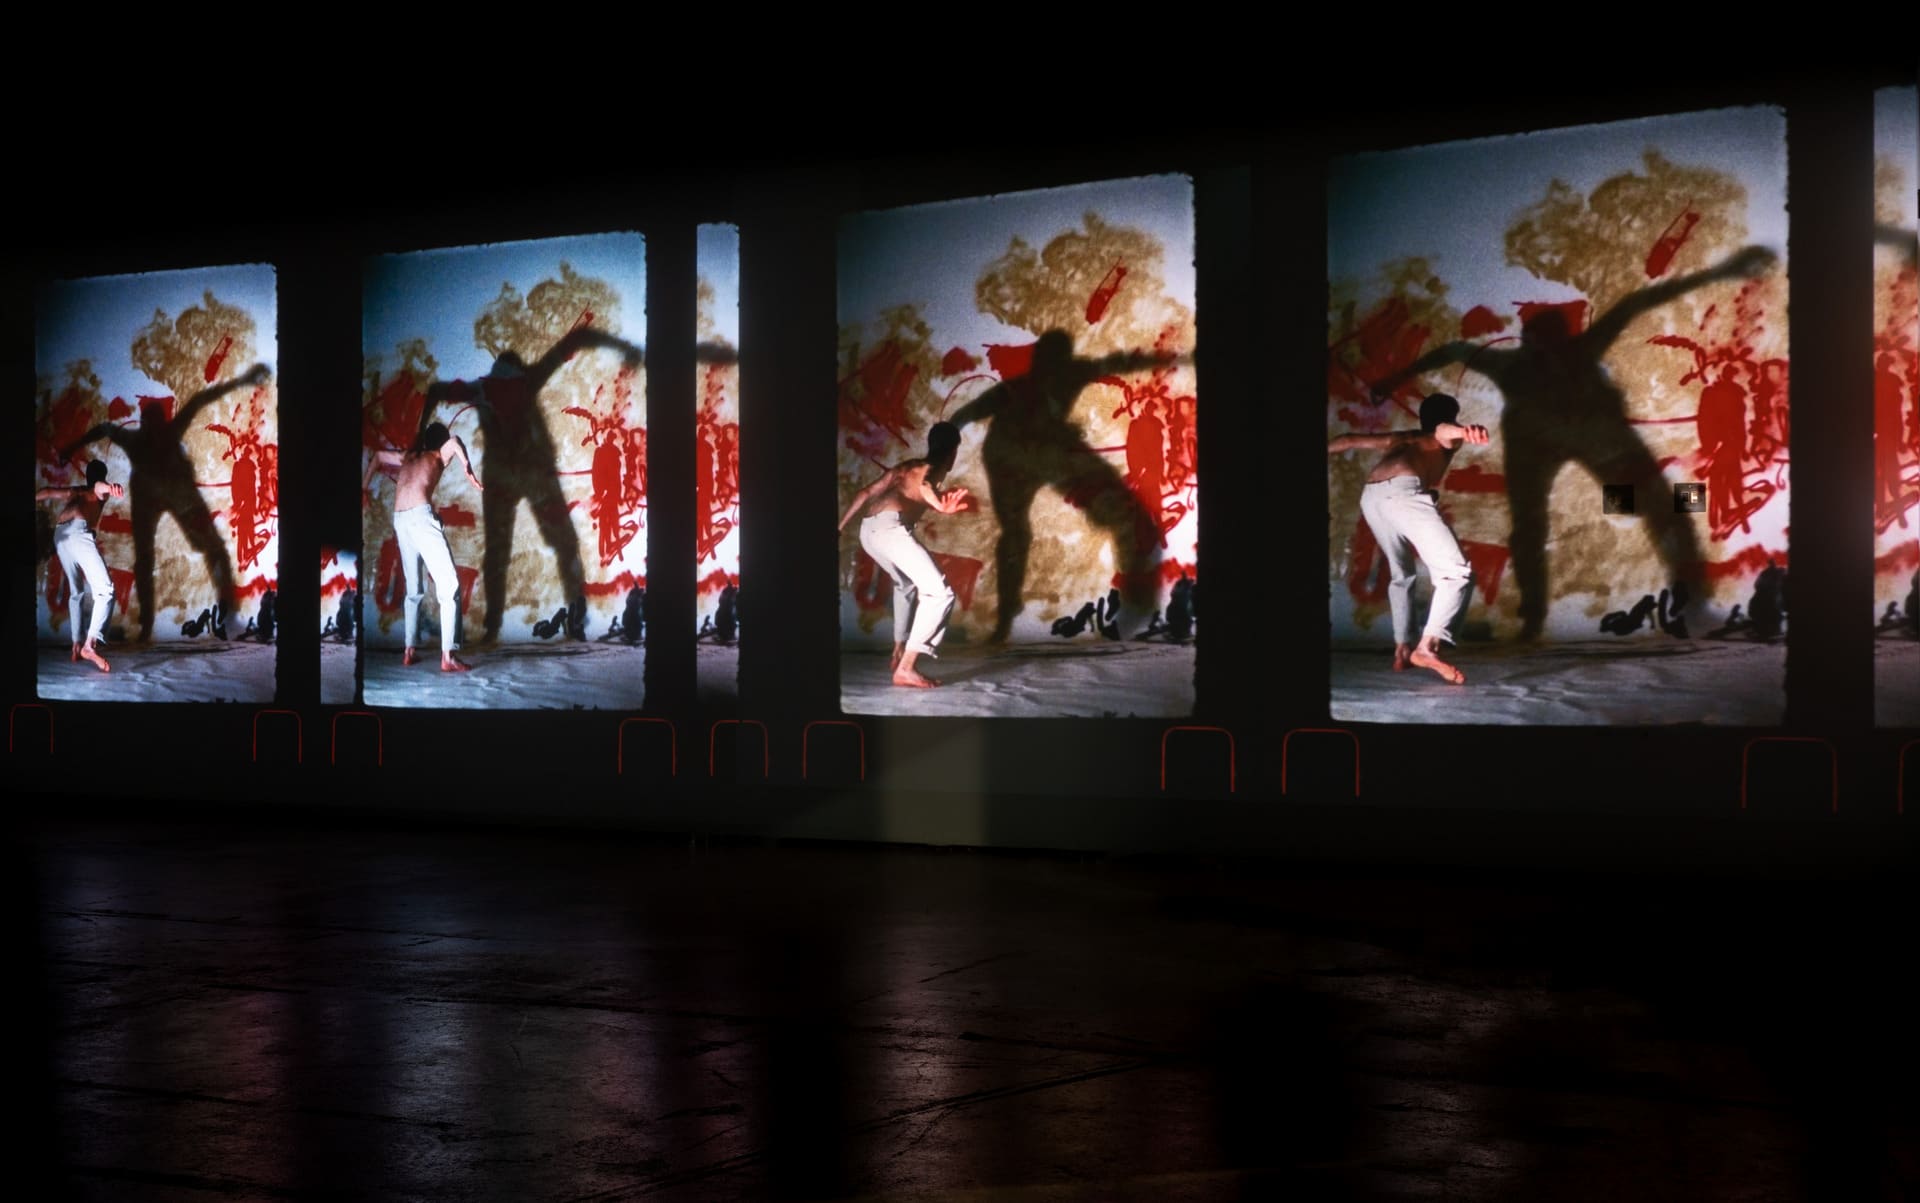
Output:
[698,568,737,599]
[110,567,135,612]
[1444,464,1508,494]
[1459,540,1510,605]
[1644,207,1701,279]
[106,396,134,421]
[560,363,646,570]
[1873,265,1919,538]
[1459,305,1506,339]
[366,371,426,454]
[1086,262,1128,324]
[931,553,985,611]
[438,505,478,528]
[1645,277,1791,542]
[1705,545,1789,582]
[1345,516,1390,606]
[1516,300,1588,337]
[940,346,979,377]
[1327,297,1434,407]
[696,363,741,566]
[837,340,921,460]
[98,514,133,535]
[584,571,645,599]
[204,384,277,574]
[1877,542,1920,575]
[203,334,234,383]
[983,342,1036,380]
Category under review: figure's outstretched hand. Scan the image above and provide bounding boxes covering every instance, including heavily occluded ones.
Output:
[942,487,972,514]
[467,471,484,492]
[243,363,273,387]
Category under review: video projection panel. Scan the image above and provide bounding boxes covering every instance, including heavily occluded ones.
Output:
[837,176,1198,718]
[1874,86,1919,728]
[34,266,280,703]
[696,223,740,703]
[360,234,647,711]
[320,546,357,705]
[1327,108,1788,726]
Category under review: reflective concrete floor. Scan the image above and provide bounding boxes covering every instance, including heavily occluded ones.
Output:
[16,816,1917,1200]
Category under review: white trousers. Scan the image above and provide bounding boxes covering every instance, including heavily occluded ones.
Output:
[1359,476,1474,646]
[860,511,954,658]
[55,519,114,647]
[394,505,460,656]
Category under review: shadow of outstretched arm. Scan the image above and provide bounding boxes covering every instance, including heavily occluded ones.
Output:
[1367,340,1480,399]
[59,422,135,460]
[173,363,271,431]
[1875,223,1918,264]
[419,377,484,443]
[533,326,644,383]
[948,380,1006,430]
[1583,245,1777,355]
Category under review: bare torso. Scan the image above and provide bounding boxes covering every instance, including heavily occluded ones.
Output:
[1368,436,1458,488]
[866,461,935,522]
[394,449,448,511]
[55,488,109,529]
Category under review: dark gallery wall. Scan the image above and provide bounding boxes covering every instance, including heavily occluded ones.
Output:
[5,67,1914,865]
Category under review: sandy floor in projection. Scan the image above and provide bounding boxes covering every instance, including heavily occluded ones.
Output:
[37,642,277,704]
[841,642,1196,719]
[363,642,644,711]
[1333,638,1786,726]
[320,642,356,706]
[1876,639,1920,728]
[697,643,738,704]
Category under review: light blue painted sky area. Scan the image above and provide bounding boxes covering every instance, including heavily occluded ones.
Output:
[364,233,647,379]
[697,223,740,347]
[1329,107,1788,307]
[1876,86,1918,227]
[839,175,1196,344]
[37,264,279,402]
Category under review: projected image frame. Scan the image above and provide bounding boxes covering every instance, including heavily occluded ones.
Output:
[1873,85,1919,728]
[34,264,280,704]
[1325,106,1791,727]
[696,223,741,704]
[835,175,1200,719]
[359,233,648,712]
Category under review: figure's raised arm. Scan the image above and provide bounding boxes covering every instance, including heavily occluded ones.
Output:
[1330,429,1417,455]
[442,436,483,491]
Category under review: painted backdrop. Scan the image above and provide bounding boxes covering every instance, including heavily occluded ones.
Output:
[36,266,280,647]
[1328,108,1789,645]
[361,234,647,649]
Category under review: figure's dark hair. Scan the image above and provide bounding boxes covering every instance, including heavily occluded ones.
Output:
[1420,393,1461,433]
[415,422,450,454]
[85,460,108,486]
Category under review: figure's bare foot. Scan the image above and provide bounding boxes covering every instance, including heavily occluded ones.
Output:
[402,647,421,667]
[441,653,472,673]
[891,666,939,688]
[889,644,904,672]
[78,643,111,673]
[1392,644,1413,672]
[1409,648,1465,684]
